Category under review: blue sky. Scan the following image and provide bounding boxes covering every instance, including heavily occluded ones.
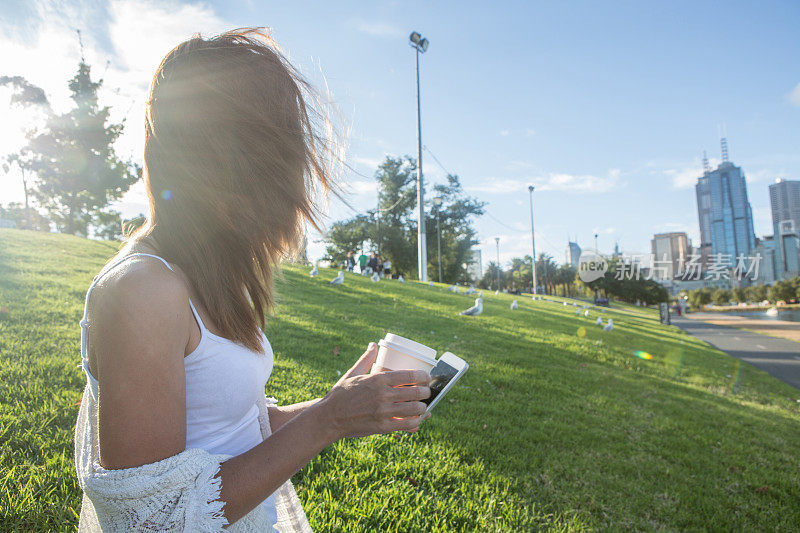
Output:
[1,0,799,266]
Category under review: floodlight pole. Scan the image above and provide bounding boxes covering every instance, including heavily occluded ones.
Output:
[528,185,537,294]
[412,33,428,281]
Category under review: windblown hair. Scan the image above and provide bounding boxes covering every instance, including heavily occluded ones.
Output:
[129,28,335,352]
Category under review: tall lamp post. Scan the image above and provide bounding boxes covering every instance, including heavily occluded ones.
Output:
[528,185,537,294]
[495,237,501,290]
[433,196,443,282]
[409,31,429,281]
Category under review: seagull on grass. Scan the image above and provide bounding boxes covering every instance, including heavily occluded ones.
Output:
[584,310,590,317]
[398,275,405,283]
[371,272,380,282]
[510,300,519,310]
[310,264,318,277]
[460,297,483,316]
[603,318,614,331]
[595,317,603,326]
[329,271,344,285]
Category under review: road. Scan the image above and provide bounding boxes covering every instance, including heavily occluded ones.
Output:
[673,316,800,390]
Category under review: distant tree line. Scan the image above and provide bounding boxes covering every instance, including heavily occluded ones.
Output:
[686,277,800,309]
[1,57,140,239]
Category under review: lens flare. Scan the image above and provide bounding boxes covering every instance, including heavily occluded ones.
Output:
[635,350,653,360]
[577,327,587,338]
[161,189,173,200]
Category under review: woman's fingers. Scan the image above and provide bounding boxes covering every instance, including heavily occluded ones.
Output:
[342,342,378,379]
[382,369,430,387]
[389,384,431,402]
[388,401,427,419]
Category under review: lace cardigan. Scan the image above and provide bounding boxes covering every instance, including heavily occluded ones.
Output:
[74,384,312,532]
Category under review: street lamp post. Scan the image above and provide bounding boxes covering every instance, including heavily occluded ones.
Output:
[528,185,537,294]
[433,196,443,283]
[495,237,501,290]
[594,233,599,253]
[409,31,429,281]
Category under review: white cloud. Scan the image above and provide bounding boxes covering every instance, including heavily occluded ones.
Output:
[499,129,510,136]
[662,157,718,189]
[536,172,619,193]
[788,82,800,107]
[525,128,536,137]
[467,169,620,195]
[350,18,403,38]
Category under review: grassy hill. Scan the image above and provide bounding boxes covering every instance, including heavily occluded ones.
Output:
[2,227,800,531]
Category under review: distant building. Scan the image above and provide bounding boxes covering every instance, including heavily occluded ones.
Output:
[565,241,581,267]
[695,139,756,265]
[776,220,800,279]
[467,249,482,281]
[753,237,777,285]
[650,232,690,280]
[769,179,800,280]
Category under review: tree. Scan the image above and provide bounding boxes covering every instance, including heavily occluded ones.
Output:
[14,60,140,235]
[427,173,485,283]
[325,156,483,281]
[324,214,373,266]
[712,289,731,306]
[536,253,558,294]
[1,76,51,230]
[687,288,712,309]
[769,280,796,303]
[0,202,50,231]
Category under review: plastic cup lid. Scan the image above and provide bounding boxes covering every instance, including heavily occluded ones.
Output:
[383,333,437,360]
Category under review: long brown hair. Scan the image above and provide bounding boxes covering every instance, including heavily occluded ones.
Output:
[129,28,334,352]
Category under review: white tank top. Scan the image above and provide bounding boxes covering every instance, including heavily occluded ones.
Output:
[79,252,278,526]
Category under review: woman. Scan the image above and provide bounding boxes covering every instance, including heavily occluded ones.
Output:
[74,29,431,531]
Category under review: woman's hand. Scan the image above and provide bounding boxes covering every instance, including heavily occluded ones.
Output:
[319,343,431,439]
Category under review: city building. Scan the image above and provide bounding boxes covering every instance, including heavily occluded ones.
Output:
[776,220,800,279]
[753,237,777,285]
[695,139,756,265]
[769,179,800,280]
[565,240,581,267]
[467,249,482,281]
[650,232,691,280]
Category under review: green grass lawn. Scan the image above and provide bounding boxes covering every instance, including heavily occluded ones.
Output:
[2,228,800,531]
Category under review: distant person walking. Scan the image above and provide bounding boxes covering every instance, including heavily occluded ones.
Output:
[358,251,368,274]
[367,252,379,275]
[346,251,356,272]
[383,258,392,277]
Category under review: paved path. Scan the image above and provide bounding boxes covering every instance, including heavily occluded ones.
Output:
[673,316,800,389]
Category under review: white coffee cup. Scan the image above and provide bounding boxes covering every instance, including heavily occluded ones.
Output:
[372,333,436,373]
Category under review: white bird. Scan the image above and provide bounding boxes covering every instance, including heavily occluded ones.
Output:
[603,318,614,331]
[584,310,590,317]
[429,281,434,287]
[460,297,483,316]
[466,286,476,295]
[563,301,568,306]
[575,309,580,315]
[478,291,484,298]
[329,271,344,285]
[450,285,460,294]
[595,317,603,326]
[310,264,318,277]
[496,290,500,296]
[510,300,519,310]
[398,275,405,283]
[371,272,380,282]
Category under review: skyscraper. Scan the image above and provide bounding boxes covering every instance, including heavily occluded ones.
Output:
[650,232,690,280]
[565,241,581,267]
[695,138,756,265]
[769,179,800,234]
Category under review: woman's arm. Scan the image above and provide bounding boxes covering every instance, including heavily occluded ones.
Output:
[267,399,321,433]
[91,264,430,527]
[267,343,380,432]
